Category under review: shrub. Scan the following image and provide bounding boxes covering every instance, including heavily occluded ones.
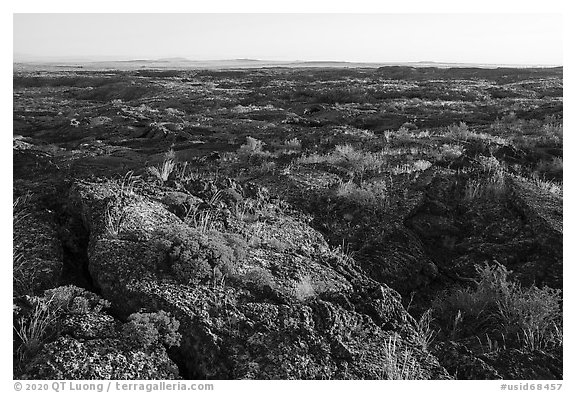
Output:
[541,121,562,143]
[122,311,181,349]
[527,173,562,196]
[152,227,247,285]
[297,144,387,177]
[463,158,506,201]
[535,157,563,179]
[436,144,464,161]
[395,126,415,144]
[432,263,562,352]
[237,136,273,164]
[283,138,302,150]
[392,159,432,175]
[336,179,389,208]
[446,122,472,139]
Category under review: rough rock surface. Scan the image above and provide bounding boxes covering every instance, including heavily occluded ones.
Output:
[432,341,502,379]
[67,180,450,379]
[17,286,179,380]
[508,176,563,288]
[252,169,439,295]
[13,201,63,296]
[406,171,563,288]
[480,349,563,380]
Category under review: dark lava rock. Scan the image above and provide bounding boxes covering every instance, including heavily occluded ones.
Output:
[432,341,501,379]
[17,286,179,380]
[13,200,63,296]
[25,336,179,380]
[508,176,562,288]
[480,348,563,380]
[406,171,563,288]
[67,180,451,379]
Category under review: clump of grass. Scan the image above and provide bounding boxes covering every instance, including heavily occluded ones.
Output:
[148,149,176,184]
[435,144,464,161]
[336,179,389,208]
[13,194,31,225]
[239,136,266,154]
[14,194,32,294]
[334,144,387,175]
[14,297,58,363]
[446,122,473,139]
[381,335,422,380]
[190,209,216,234]
[297,144,387,178]
[116,170,138,196]
[104,201,127,237]
[257,160,277,174]
[283,137,302,150]
[14,286,110,367]
[463,157,507,201]
[432,263,562,353]
[173,161,201,183]
[395,126,415,144]
[392,159,432,175]
[415,309,437,351]
[102,172,141,238]
[541,120,563,143]
[237,136,273,164]
[528,173,563,196]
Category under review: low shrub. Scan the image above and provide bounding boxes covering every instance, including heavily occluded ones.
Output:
[336,179,389,208]
[122,311,181,349]
[297,144,388,177]
[527,173,563,196]
[282,138,302,150]
[445,122,473,139]
[463,157,507,201]
[435,144,464,161]
[152,227,248,285]
[237,136,273,164]
[432,263,562,353]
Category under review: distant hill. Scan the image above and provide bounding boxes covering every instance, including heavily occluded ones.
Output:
[13,57,562,72]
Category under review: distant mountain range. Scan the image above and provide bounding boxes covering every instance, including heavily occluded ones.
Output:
[12,55,561,70]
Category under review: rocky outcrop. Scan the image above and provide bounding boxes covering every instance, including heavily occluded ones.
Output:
[432,341,502,379]
[16,286,179,380]
[508,176,562,288]
[252,169,439,295]
[481,348,563,380]
[66,180,450,379]
[406,171,563,288]
[13,200,63,296]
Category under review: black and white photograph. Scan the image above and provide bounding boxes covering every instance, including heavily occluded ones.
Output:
[7,3,570,389]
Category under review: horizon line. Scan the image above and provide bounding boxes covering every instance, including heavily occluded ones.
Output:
[12,56,563,68]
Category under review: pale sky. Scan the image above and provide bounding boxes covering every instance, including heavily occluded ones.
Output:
[13,14,562,65]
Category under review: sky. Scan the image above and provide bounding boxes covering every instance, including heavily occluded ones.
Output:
[13,13,562,65]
